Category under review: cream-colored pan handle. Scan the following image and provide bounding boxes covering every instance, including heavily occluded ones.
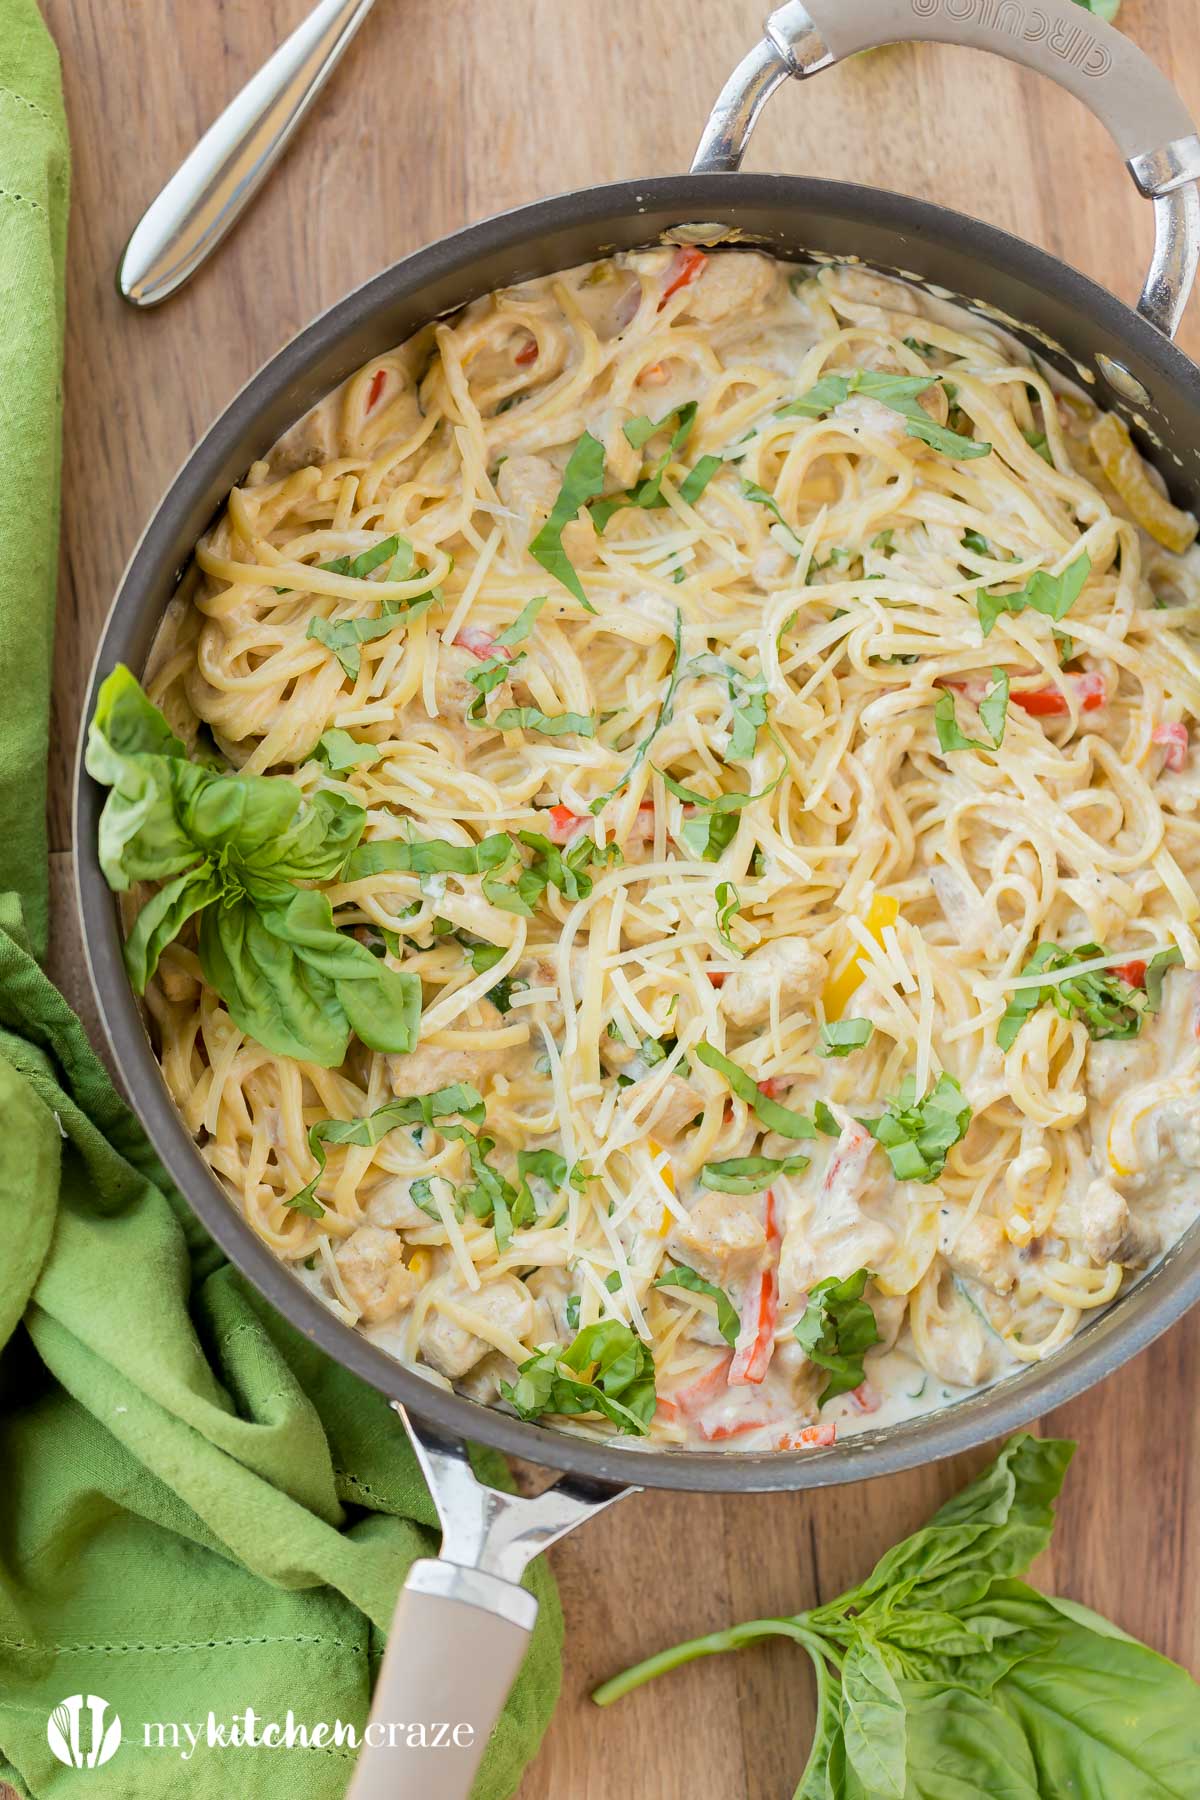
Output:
[345,1407,637,1800]
[346,1561,536,1800]
[693,0,1200,341]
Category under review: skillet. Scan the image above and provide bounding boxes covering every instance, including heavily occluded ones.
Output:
[74,4,1200,1792]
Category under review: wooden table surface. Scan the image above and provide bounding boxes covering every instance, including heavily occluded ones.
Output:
[39,2,1200,1795]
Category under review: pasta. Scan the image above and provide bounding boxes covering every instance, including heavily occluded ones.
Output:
[116,247,1200,1452]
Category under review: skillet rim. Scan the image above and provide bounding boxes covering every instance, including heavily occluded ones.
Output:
[75,170,1200,1493]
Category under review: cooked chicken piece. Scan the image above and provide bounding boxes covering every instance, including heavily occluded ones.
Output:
[1079,1178,1160,1268]
[768,1337,825,1413]
[419,1275,535,1379]
[333,1226,420,1323]
[387,1004,510,1096]
[1086,1034,1158,1107]
[939,1211,1018,1296]
[918,1272,1002,1389]
[680,251,779,323]
[526,1264,575,1341]
[365,1178,434,1232]
[457,1350,515,1405]
[599,1029,638,1070]
[667,1189,767,1289]
[823,267,923,319]
[1154,1095,1200,1169]
[637,1073,705,1139]
[514,948,589,1038]
[779,1121,895,1303]
[921,1306,999,1389]
[719,937,828,1029]
[870,1290,907,1355]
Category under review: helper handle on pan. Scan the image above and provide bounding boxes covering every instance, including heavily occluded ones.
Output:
[345,1406,638,1800]
[693,0,1200,342]
[117,0,375,308]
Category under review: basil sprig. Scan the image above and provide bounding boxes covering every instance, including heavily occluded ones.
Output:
[793,1267,880,1406]
[934,670,1010,753]
[87,667,421,1069]
[700,1153,810,1193]
[595,1433,1200,1797]
[860,1072,971,1182]
[694,1042,816,1139]
[653,1264,740,1344]
[529,431,607,609]
[977,551,1090,638]
[996,942,1181,1051]
[780,369,992,460]
[501,1320,656,1435]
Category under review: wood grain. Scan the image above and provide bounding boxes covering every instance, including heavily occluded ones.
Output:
[35,1,1200,1796]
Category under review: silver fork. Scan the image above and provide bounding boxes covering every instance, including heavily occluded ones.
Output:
[118,0,375,307]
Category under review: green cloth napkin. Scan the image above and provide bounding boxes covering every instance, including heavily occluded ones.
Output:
[0,6,562,1796]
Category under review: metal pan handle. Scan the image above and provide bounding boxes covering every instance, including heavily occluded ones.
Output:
[344,1407,637,1800]
[693,0,1200,340]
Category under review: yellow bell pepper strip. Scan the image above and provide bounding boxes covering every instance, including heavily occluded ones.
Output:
[822,893,899,1021]
[1089,412,1198,554]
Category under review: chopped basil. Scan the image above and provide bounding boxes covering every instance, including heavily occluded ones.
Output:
[501,1320,656,1435]
[793,1267,880,1406]
[977,552,1090,638]
[996,942,1161,1051]
[694,1042,816,1139]
[1145,946,1184,1011]
[344,833,518,881]
[934,669,1009,754]
[680,810,739,863]
[679,454,723,504]
[1024,428,1053,463]
[700,1153,810,1194]
[288,1083,485,1215]
[493,706,597,737]
[564,1294,581,1330]
[529,430,607,609]
[592,403,698,531]
[311,729,382,771]
[818,1018,874,1058]
[813,1099,840,1137]
[961,528,991,557]
[780,369,991,460]
[653,1264,740,1344]
[590,609,684,814]
[714,879,744,958]
[306,612,402,681]
[860,1072,971,1183]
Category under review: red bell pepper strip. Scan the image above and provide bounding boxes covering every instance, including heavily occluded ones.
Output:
[658,247,707,310]
[1153,721,1189,770]
[774,1421,838,1451]
[728,1190,781,1386]
[514,335,539,366]
[365,368,387,413]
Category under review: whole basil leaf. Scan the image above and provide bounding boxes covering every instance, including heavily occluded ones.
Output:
[254,888,421,1053]
[123,863,222,993]
[981,1585,1200,1798]
[840,1638,906,1798]
[199,898,354,1068]
[85,668,204,887]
